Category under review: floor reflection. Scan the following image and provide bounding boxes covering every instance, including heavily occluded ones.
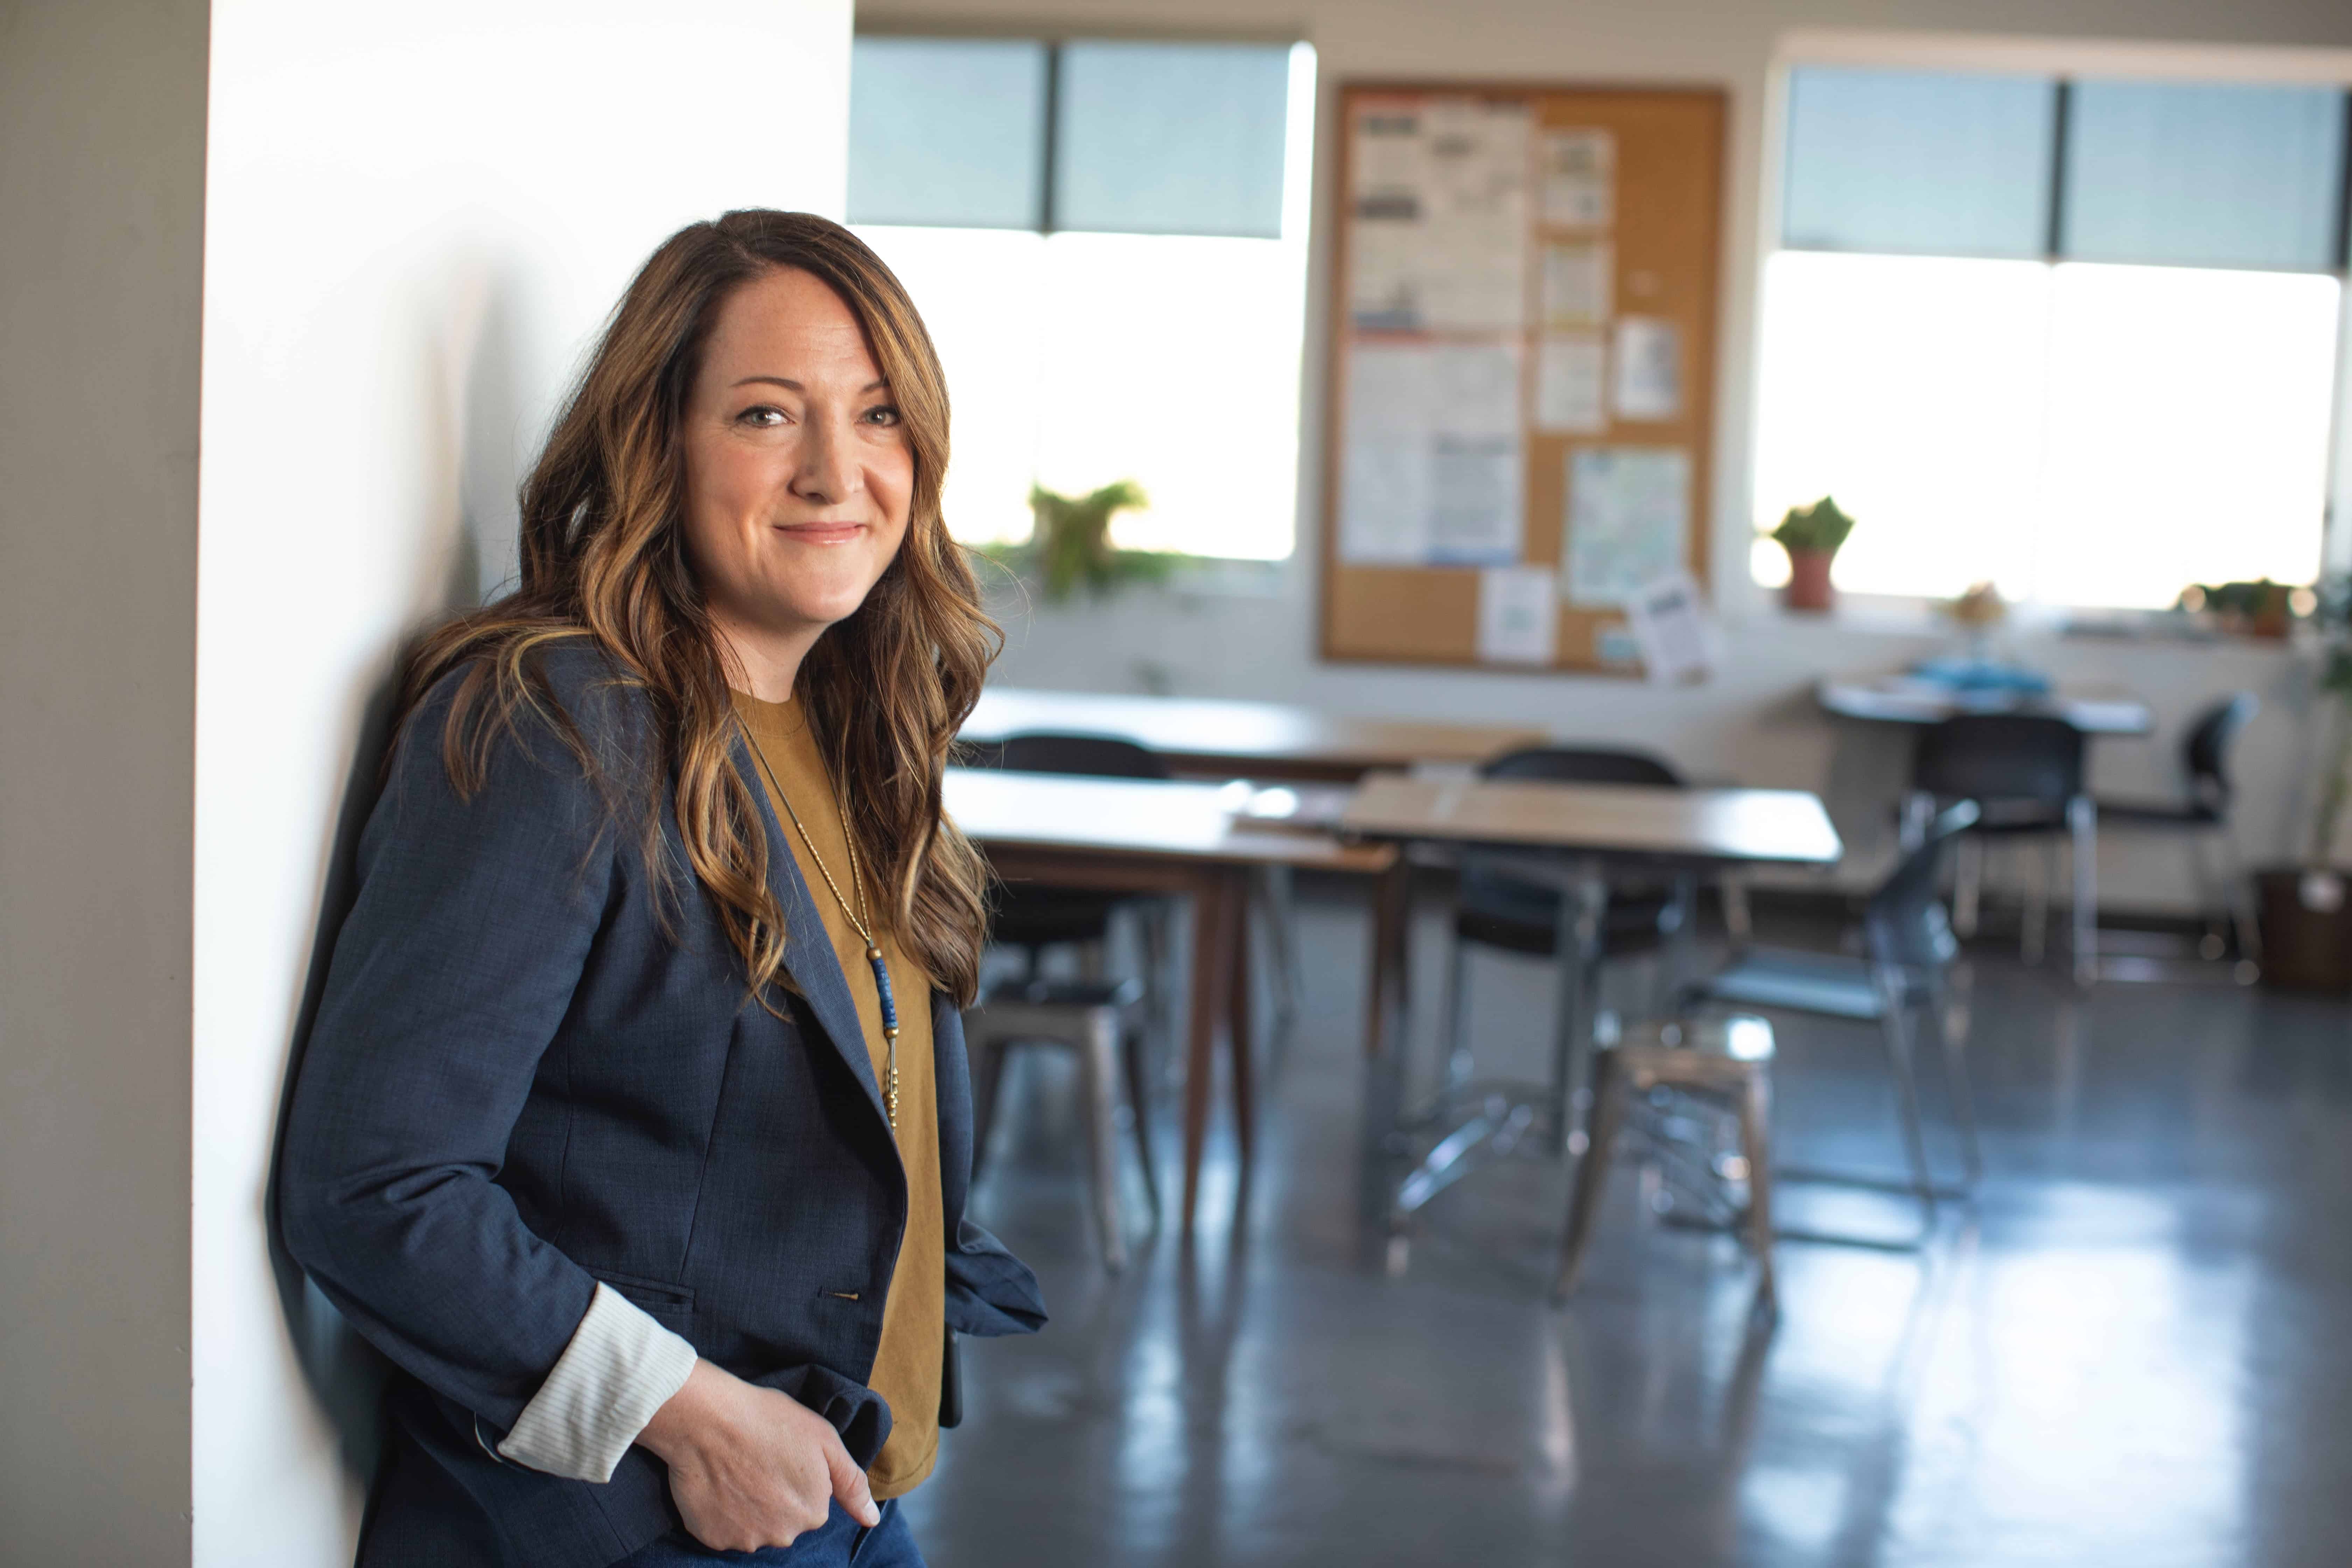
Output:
[908,891,2352,1566]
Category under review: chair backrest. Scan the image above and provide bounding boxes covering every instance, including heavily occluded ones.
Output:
[1480,745,1684,788]
[1910,713,2085,808]
[2182,693,2257,812]
[1865,799,1980,972]
[993,731,1174,781]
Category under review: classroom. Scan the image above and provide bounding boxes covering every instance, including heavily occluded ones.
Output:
[6,0,2352,1563]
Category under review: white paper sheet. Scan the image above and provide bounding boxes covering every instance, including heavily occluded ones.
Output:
[1414,99,1530,332]
[1539,239,1612,329]
[1563,446,1690,607]
[1477,566,1558,665]
[1347,99,1529,332]
[1428,342,1522,440]
[1540,128,1614,227]
[1535,332,1608,434]
[1428,439,1524,565]
[1338,342,1437,564]
[1427,342,1524,564]
[1337,341,1525,566]
[1611,316,1682,421]
[1623,569,1718,684]
[1349,105,1429,329]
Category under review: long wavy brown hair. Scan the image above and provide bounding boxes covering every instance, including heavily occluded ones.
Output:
[400,210,997,1006]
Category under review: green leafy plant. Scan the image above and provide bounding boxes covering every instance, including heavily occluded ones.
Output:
[982,480,1183,603]
[1770,495,1857,556]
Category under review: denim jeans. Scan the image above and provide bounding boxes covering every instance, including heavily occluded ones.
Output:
[618,1500,923,1567]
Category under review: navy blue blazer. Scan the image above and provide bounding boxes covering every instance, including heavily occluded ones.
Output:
[279,645,1043,1566]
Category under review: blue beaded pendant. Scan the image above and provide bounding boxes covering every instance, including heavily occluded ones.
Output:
[867,940,898,1036]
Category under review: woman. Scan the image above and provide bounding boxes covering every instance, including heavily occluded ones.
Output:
[281,210,1043,1567]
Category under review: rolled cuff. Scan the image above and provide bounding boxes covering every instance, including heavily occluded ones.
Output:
[496,1283,698,1482]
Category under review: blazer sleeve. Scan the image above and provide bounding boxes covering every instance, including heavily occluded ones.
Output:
[279,670,627,1433]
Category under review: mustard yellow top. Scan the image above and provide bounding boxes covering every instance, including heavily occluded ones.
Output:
[734,691,943,1500]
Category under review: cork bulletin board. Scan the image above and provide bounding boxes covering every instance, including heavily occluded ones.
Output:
[1318,83,1726,672]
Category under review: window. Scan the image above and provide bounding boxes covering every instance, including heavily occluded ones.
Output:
[849,36,1316,561]
[1758,64,2351,608]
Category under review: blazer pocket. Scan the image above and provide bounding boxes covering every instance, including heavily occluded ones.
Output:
[586,1266,696,1320]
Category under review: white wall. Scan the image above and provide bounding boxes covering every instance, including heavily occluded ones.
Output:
[0,1,210,1557]
[865,0,2352,907]
[192,1,852,1560]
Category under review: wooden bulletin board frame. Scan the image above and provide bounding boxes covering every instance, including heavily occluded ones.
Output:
[1317,82,1727,672]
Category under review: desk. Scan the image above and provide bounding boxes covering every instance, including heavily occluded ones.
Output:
[964,688,1547,782]
[1339,774,1842,1234]
[946,768,1402,1232]
[1817,675,2152,735]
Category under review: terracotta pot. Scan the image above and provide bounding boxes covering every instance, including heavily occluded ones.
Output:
[2256,867,2352,991]
[1782,548,1836,613]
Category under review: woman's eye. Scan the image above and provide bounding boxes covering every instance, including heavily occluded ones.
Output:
[864,406,902,427]
[736,405,787,428]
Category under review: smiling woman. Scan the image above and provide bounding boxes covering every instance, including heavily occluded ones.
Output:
[682,268,917,688]
[277,211,1043,1567]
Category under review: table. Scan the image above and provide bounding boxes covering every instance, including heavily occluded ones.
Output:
[964,688,1547,782]
[1338,773,1842,1238]
[946,768,1403,1233]
[1816,675,2153,735]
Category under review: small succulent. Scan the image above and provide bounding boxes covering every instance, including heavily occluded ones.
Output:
[1769,496,1857,556]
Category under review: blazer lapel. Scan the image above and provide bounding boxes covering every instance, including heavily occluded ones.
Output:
[730,735,890,1130]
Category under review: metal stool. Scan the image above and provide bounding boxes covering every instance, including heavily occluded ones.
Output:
[966,977,1158,1271]
[1553,1015,1778,1305]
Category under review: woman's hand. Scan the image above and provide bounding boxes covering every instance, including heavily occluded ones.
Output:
[637,1360,880,1550]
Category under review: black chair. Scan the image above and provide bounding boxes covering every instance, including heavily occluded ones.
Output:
[1436,747,1694,1102]
[1680,800,1982,1242]
[984,732,1174,964]
[2094,694,2260,973]
[1904,713,2095,984]
[970,733,1176,1257]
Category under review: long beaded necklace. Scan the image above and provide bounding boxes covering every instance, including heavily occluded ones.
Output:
[740,715,900,1131]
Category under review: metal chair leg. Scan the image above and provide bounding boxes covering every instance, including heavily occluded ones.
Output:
[1876,987,1939,1230]
[2219,831,2262,964]
[1439,924,1473,1095]
[1256,864,1303,1047]
[2069,796,2098,987]
[1719,872,1754,944]
[1953,835,1983,939]
[1930,992,1983,1186]
[1121,1027,1162,1223]
[1734,1071,1777,1306]
[1552,1049,1629,1301]
[2023,838,2054,966]
[2186,833,2226,959]
[1899,790,1933,853]
[1078,1008,1128,1272]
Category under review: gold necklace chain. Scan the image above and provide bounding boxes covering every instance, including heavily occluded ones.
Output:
[739,714,900,1130]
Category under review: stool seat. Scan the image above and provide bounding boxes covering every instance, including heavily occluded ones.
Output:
[965,977,1157,1271]
[1553,1014,1777,1304]
[1687,947,1926,1021]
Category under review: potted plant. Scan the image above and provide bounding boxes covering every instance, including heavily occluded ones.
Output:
[2258,576,2352,990]
[981,480,1182,604]
[1769,496,1855,613]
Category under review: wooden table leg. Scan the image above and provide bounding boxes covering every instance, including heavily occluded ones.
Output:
[1180,872,1237,1234]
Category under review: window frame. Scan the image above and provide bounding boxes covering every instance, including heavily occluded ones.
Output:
[849,22,1306,239]
[1757,36,2352,617]
[848,26,1319,567]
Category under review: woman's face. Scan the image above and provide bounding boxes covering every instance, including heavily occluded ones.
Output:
[679,266,913,657]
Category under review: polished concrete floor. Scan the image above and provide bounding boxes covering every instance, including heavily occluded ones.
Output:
[906,890,2352,1567]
